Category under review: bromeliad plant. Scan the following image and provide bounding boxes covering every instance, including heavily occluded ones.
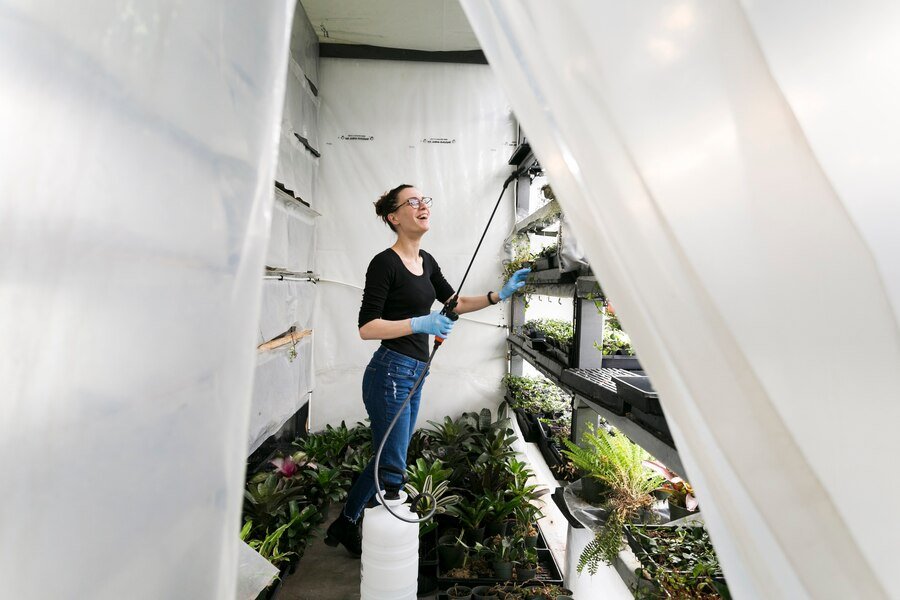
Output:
[644,460,699,515]
[405,458,460,537]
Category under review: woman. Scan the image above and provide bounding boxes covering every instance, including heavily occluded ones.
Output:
[324,183,530,556]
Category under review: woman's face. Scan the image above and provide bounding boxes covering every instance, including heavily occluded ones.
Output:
[390,187,431,235]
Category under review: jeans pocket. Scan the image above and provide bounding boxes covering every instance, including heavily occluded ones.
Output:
[388,362,416,379]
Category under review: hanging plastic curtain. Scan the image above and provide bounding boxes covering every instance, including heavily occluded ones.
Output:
[0,1,294,598]
[461,1,900,598]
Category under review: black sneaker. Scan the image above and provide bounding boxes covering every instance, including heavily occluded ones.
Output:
[324,512,362,557]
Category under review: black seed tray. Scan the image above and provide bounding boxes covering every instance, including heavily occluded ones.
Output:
[629,406,672,443]
[612,375,662,414]
[561,367,635,415]
[601,355,642,371]
[436,547,563,588]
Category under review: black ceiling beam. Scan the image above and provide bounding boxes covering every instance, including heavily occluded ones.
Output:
[319,43,488,65]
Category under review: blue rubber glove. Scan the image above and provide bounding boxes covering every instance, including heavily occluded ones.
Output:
[499,267,531,300]
[410,311,455,337]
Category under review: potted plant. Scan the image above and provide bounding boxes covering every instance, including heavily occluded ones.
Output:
[520,581,575,600]
[532,243,558,271]
[643,460,699,521]
[516,546,538,581]
[448,496,492,545]
[438,531,467,571]
[471,585,499,600]
[484,534,516,580]
[447,584,473,599]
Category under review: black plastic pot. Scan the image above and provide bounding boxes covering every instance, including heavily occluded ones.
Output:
[446,584,473,599]
[580,476,612,505]
[492,560,513,580]
[471,585,498,599]
[669,502,699,521]
[438,539,466,571]
[533,257,551,271]
[516,566,537,581]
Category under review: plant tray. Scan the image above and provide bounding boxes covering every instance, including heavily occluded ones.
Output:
[601,354,642,371]
[436,547,563,588]
[510,404,540,444]
[611,375,662,414]
[624,524,729,596]
[561,367,635,415]
[629,406,672,443]
[534,419,567,469]
[533,257,552,271]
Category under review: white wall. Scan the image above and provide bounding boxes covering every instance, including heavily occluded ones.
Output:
[311,57,516,429]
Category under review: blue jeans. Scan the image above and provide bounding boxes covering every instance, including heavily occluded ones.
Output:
[343,346,429,522]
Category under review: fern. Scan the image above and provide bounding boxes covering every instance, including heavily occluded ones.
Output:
[568,424,665,574]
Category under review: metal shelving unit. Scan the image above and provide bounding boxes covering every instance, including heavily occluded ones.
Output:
[507,336,684,476]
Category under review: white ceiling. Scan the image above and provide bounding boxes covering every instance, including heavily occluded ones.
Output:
[299,0,481,52]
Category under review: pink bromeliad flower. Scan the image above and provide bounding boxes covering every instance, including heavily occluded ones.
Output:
[271,455,299,478]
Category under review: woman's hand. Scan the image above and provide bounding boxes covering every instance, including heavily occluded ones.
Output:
[499,268,531,300]
[410,311,455,337]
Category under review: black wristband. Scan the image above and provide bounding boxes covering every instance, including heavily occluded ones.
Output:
[487,291,498,305]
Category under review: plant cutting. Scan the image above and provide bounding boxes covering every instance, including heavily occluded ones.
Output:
[644,459,699,520]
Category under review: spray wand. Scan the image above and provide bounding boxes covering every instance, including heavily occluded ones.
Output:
[372,169,523,523]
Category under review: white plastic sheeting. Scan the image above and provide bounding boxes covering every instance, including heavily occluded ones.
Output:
[462,1,900,598]
[312,58,516,430]
[0,1,293,598]
[290,0,320,91]
[257,279,317,345]
[249,279,317,451]
[285,58,321,154]
[236,541,279,600]
[266,191,318,273]
[249,343,314,454]
[275,127,319,205]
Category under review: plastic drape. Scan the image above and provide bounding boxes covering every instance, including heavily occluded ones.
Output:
[0,1,293,598]
[461,1,900,598]
[249,279,317,452]
[266,193,318,274]
[312,58,516,430]
[236,541,279,600]
[290,0,320,92]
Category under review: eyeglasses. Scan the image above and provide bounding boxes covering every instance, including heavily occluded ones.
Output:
[394,196,433,210]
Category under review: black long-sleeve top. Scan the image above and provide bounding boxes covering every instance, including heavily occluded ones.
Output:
[358,248,456,361]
